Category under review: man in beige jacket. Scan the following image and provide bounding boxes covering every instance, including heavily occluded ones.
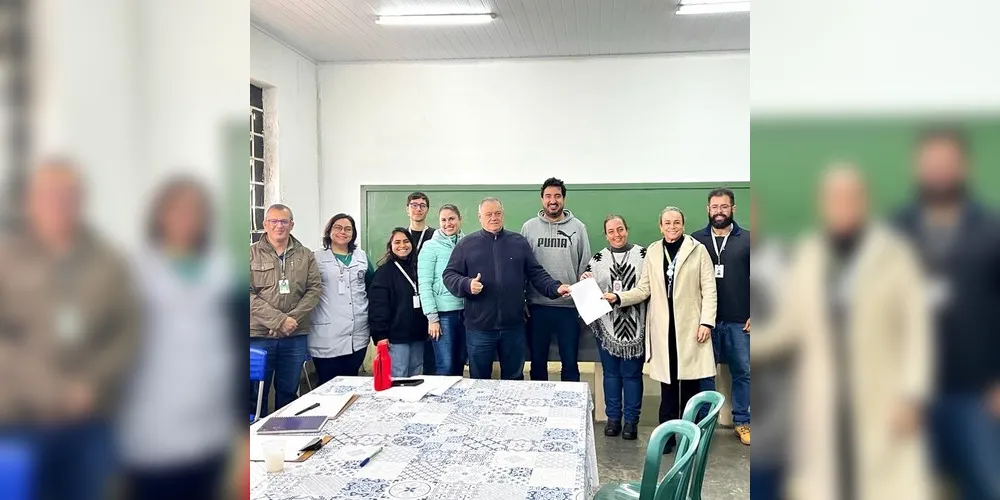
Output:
[754,166,933,500]
[249,204,321,416]
[0,160,140,500]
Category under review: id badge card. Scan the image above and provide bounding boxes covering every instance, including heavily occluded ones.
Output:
[338,279,347,295]
[412,296,421,309]
[714,265,725,279]
[56,304,82,343]
[612,280,623,293]
[928,276,952,310]
[278,279,291,294]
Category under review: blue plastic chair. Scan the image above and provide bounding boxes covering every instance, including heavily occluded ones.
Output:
[250,347,268,423]
[593,420,702,500]
[680,391,726,500]
[0,441,34,500]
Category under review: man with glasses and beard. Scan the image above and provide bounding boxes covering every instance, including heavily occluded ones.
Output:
[693,187,752,446]
[894,127,1000,500]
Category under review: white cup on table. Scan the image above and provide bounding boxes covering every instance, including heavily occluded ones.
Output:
[262,440,286,473]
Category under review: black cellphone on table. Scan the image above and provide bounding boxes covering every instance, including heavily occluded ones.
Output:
[391,378,425,387]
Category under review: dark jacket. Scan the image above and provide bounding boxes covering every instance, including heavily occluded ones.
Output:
[368,256,428,345]
[443,229,563,331]
[692,222,751,324]
[895,202,1000,395]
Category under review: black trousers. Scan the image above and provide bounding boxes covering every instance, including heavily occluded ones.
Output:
[128,452,227,500]
[313,348,368,386]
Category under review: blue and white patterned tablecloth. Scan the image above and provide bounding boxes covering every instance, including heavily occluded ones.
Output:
[251,376,599,500]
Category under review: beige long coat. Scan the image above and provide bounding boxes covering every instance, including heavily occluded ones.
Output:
[617,236,718,384]
[754,224,932,500]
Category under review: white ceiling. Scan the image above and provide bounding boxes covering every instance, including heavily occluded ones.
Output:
[250,0,749,62]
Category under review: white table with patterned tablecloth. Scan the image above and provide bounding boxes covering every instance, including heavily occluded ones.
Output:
[251,376,600,500]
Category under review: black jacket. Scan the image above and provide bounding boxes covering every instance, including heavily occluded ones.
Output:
[443,229,562,331]
[368,256,429,345]
[895,202,1000,395]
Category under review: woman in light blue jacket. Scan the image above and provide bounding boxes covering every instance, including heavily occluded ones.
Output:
[417,204,466,376]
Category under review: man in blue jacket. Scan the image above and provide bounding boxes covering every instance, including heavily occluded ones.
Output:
[443,197,571,380]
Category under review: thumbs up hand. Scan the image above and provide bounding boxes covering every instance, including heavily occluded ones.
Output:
[470,273,484,295]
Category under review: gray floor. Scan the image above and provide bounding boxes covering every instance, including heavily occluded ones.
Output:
[593,393,750,499]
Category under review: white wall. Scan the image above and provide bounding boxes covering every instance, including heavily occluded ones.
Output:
[250,26,322,247]
[34,0,248,249]
[317,52,749,224]
[753,0,1000,114]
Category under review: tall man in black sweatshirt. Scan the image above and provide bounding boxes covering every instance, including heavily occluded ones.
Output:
[894,127,1000,500]
[443,197,571,380]
[693,187,752,446]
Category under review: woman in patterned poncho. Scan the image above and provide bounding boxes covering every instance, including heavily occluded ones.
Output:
[581,214,647,440]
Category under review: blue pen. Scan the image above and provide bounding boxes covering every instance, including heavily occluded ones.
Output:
[359,447,383,467]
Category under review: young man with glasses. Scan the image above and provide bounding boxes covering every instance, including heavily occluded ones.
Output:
[693,188,752,446]
[250,204,322,416]
[403,192,438,373]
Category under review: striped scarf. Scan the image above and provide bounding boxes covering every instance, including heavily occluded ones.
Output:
[584,244,647,359]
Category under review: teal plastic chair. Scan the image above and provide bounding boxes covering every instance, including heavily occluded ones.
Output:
[594,420,702,500]
[680,391,726,500]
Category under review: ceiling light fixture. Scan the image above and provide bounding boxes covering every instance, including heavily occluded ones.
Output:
[676,1,750,15]
[375,13,497,26]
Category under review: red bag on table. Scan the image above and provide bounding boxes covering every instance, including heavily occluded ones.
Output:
[373,339,392,391]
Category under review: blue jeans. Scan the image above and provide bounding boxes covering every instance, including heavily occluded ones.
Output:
[597,343,643,423]
[528,306,581,382]
[466,326,527,380]
[423,339,437,376]
[249,334,308,417]
[0,420,116,500]
[388,342,425,378]
[433,311,468,376]
[929,394,1000,500]
[712,321,751,425]
[750,464,785,500]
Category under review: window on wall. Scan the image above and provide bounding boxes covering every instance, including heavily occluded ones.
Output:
[250,84,266,244]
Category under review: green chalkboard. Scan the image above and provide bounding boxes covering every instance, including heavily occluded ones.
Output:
[751,116,1000,237]
[359,183,751,260]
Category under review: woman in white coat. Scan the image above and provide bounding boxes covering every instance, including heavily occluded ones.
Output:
[310,214,375,385]
[606,206,718,452]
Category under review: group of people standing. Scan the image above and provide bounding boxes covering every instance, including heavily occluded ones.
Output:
[248,179,752,451]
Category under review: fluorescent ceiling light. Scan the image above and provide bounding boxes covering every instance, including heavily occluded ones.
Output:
[676,1,750,15]
[375,13,496,26]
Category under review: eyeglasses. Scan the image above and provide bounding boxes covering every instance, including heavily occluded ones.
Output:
[332,225,353,234]
[709,204,732,211]
[267,219,291,226]
[408,203,428,210]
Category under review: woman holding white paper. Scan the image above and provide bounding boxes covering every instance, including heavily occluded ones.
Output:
[605,207,718,453]
[581,215,647,441]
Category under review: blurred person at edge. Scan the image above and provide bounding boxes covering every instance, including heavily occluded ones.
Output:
[0,159,140,500]
[118,178,237,500]
[747,195,793,500]
[753,165,933,500]
[249,203,322,417]
[893,127,1000,500]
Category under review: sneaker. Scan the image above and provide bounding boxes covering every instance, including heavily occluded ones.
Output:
[604,420,622,437]
[622,422,638,441]
[735,425,750,446]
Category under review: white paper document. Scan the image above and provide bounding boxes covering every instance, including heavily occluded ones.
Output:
[570,277,613,325]
[373,376,463,402]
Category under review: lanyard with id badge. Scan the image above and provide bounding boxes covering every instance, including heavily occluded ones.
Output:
[610,251,625,293]
[711,231,731,279]
[278,252,291,294]
[395,262,421,308]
